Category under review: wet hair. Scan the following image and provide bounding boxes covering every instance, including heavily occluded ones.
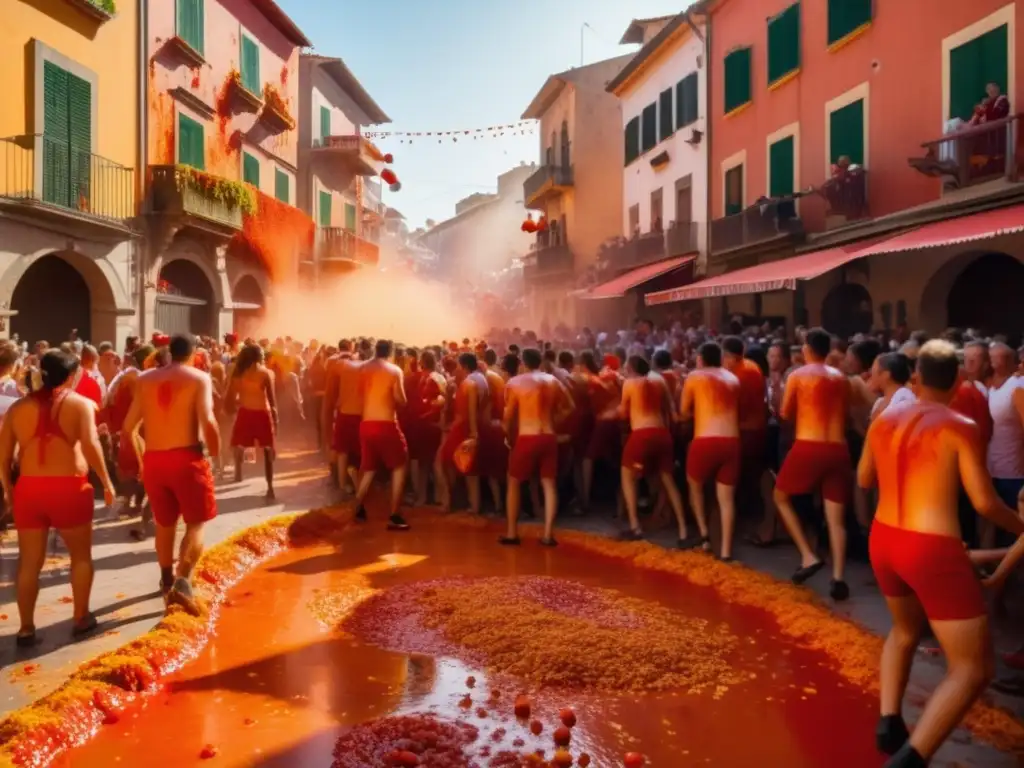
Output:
[744,344,768,375]
[804,328,832,360]
[698,342,722,368]
[850,339,882,373]
[375,339,392,359]
[876,352,912,386]
[916,340,959,392]
[522,348,542,371]
[169,333,194,363]
[38,349,79,391]
[557,350,575,368]
[457,352,478,372]
[628,355,650,376]
[420,350,437,372]
[721,336,744,358]
[652,349,672,370]
[484,348,498,366]
[233,344,263,376]
[501,353,520,378]
[579,349,600,375]
[132,344,155,369]
[543,349,557,363]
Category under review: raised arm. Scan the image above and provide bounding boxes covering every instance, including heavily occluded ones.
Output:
[196,374,221,459]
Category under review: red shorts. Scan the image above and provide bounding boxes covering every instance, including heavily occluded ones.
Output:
[332,413,362,458]
[478,421,509,478]
[741,428,766,473]
[232,408,275,449]
[775,439,850,504]
[557,437,572,472]
[870,520,986,620]
[509,433,559,481]
[622,427,675,474]
[686,436,741,486]
[14,475,94,530]
[407,420,442,463]
[359,420,408,472]
[143,448,217,528]
[116,432,140,483]
[440,422,476,475]
[573,413,595,454]
[586,419,622,463]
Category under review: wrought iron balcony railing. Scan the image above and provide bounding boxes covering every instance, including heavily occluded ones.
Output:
[318,226,380,267]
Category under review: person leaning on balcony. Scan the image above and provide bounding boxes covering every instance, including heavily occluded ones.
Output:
[969,82,1010,126]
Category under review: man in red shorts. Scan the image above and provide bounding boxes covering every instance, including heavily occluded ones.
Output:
[322,341,363,498]
[436,353,488,514]
[774,327,853,600]
[409,350,447,506]
[618,355,686,542]
[123,334,220,616]
[722,336,768,518]
[352,339,410,530]
[858,340,1024,767]
[501,347,571,546]
[679,341,738,558]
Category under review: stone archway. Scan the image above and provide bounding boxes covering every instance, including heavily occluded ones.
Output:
[232,273,266,339]
[821,282,873,339]
[919,250,1024,334]
[155,259,217,336]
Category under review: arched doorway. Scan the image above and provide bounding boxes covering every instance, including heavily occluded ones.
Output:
[11,254,91,346]
[946,252,1024,336]
[155,259,215,336]
[821,282,873,339]
[232,274,265,339]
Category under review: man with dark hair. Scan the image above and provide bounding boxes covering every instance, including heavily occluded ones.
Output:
[322,340,364,497]
[858,340,1024,767]
[408,350,447,506]
[773,327,853,600]
[722,335,768,520]
[869,353,915,419]
[436,352,489,514]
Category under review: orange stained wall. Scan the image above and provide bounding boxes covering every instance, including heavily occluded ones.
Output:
[148,0,301,190]
[709,0,1024,227]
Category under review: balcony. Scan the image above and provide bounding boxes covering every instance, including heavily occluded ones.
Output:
[598,231,667,271]
[711,198,804,255]
[666,221,700,257]
[909,114,1021,191]
[524,164,574,209]
[318,227,380,267]
[148,165,244,234]
[814,168,869,227]
[311,135,382,177]
[522,242,573,284]
[0,134,135,236]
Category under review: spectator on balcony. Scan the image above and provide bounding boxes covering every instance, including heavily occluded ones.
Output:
[969,82,1011,127]
[938,83,1011,165]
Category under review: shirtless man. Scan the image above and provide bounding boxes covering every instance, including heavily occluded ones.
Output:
[618,356,687,542]
[436,353,489,514]
[0,350,115,644]
[501,347,571,545]
[352,339,409,530]
[722,337,768,520]
[858,340,1024,767]
[123,334,219,615]
[409,350,447,506]
[107,345,154,527]
[774,327,853,600]
[322,341,363,497]
[680,341,738,559]
[479,355,508,513]
[224,345,277,499]
[580,350,622,512]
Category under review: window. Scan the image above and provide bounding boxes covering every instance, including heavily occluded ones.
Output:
[177,112,205,169]
[827,0,871,47]
[676,73,699,129]
[949,24,1008,120]
[628,204,640,236]
[42,61,92,209]
[769,135,795,197]
[319,190,332,227]
[641,102,657,152]
[768,3,801,87]
[624,116,640,165]
[829,99,865,165]
[274,168,289,203]
[240,34,260,94]
[242,152,259,186]
[650,188,663,231]
[724,47,752,114]
[658,88,674,142]
[176,0,205,55]
[344,202,357,231]
[319,105,331,142]
[725,165,744,215]
[675,176,693,224]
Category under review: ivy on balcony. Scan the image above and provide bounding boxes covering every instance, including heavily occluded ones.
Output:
[173,165,257,215]
[260,83,296,131]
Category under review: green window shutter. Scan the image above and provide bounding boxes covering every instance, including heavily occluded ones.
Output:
[319,105,331,142]
[641,102,657,152]
[829,99,865,165]
[242,152,260,186]
[725,165,744,215]
[178,112,205,169]
[42,61,70,207]
[319,190,332,227]
[769,136,795,197]
[240,35,260,93]
[624,117,640,165]
[274,168,289,203]
[724,47,752,114]
[177,0,205,54]
[344,202,356,231]
[827,0,872,47]
[768,3,801,86]
[949,25,1008,121]
[67,72,92,211]
[676,73,698,128]
[658,88,674,142]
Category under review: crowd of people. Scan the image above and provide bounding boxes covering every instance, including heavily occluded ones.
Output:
[0,319,1022,767]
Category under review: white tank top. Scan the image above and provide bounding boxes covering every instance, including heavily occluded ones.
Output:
[987,376,1024,478]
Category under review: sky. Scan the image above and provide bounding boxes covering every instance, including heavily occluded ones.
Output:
[278,0,688,229]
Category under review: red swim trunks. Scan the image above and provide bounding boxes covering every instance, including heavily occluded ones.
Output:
[622,427,675,474]
[740,428,766,474]
[586,419,622,463]
[14,475,94,530]
[870,520,986,620]
[116,432,140,483]
[359,420,408,472]
[407,420,442,463]
[774,439,850,504]
[478,421,509,478]
[440,422,476,475]
[332,413,362,458]
[143,448,217,528]
[231,408,275,449]
[509,433,559,481]
[686,436,741,486]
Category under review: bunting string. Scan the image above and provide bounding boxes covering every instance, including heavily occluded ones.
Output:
[364,121,536,144]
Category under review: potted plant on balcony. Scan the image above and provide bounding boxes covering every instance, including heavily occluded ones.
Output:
[259,83,296,133]
[173,165,258,215]
[225,69,263,113]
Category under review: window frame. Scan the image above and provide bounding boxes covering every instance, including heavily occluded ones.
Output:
[274,167,290,204]
[720,150,747,218]
[658,88,674,142]
[318,189,332,227]
[767,2,801,90]
[827,0,872,50]
[624,116,640,166]
[676,72,699,129]
[766,123,800,201]
[242,151,260,187]
[824,83,869,174]
[943,9,1012,123]
[641,102,658,153]
[723,46,753,116]
[175,0,205,56]
[239,31,260,95]
[177,111,205,170]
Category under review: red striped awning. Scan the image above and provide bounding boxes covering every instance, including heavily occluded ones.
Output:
[581,255,695,300]
[855,203,1024,257]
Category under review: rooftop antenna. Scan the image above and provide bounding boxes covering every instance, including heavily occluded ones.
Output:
[580,22,592,66]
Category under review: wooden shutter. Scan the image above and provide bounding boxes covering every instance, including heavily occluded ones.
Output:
[178,112,205,169]
[344,202,356,231]
[241,35,260,93]
[42,61,70,207]
[827,0,871,47]
[641,102,657,152]
[724,47,752,114]
[829,99,865,165]
[658,88,674,142]
[243,152,260,186]
[319,190,332,227]
[676,73,698,129]
[624,117,640,165]
[274,168,289,203]
[949,25,1008,120]
[767,3,801,86]
[769,135,795,197]
[319,105,331,142]
[67,72,92,211]
[725,165,744,215]
[177,0,205,53]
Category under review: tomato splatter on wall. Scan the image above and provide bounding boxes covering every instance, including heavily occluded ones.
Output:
[206,70,242,178]
[148,62,176,165]
[279,65,289,86]
[231,190,314,283]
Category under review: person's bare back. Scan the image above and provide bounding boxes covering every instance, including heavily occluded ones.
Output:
[360,359,406,422]
[782,362,850,443]
[336,357,364,416]
[9,392,96,477]
[234,367,274,412]
[133,365,216,453]
[622,374,671,431]
[505,371,561,436]
[681,368,741,439]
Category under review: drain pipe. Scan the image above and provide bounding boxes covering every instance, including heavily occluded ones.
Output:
[137,0,148,340]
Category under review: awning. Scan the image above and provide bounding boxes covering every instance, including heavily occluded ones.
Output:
[581,255,695,300]
[856,203,1024,257]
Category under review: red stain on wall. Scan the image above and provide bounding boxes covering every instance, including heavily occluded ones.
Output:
[231,190,314,283]
[206,72,242,178]
[148,62,176,165]
[190,68,201,90]
[279,65,289,86]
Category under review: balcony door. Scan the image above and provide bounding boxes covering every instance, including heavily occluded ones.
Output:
[650,188,663,231]
[42,61,92,211]
[628,204,640,237]
[675,176,692,225]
